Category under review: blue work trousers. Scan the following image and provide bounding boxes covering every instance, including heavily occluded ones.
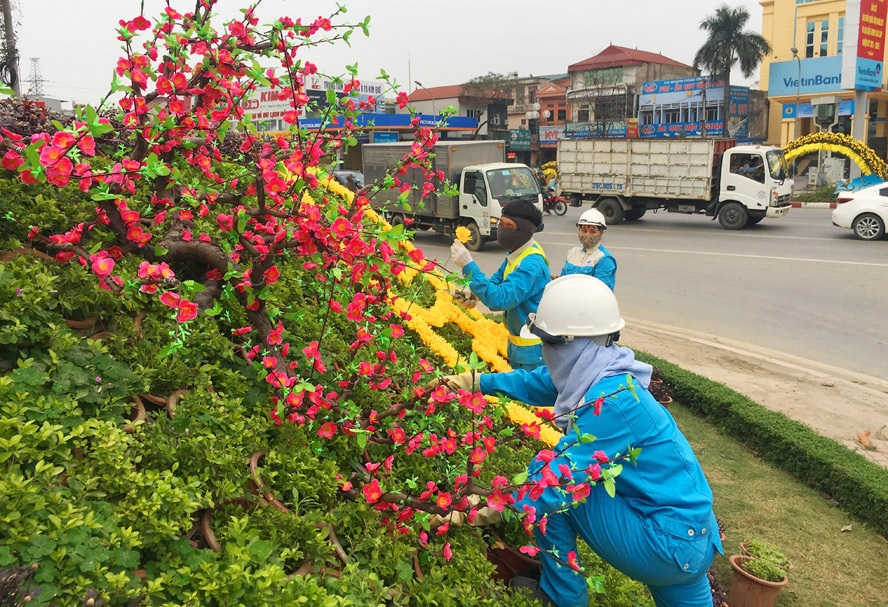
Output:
[534,491,719,607]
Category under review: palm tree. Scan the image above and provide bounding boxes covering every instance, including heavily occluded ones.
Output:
[694,4,771,137]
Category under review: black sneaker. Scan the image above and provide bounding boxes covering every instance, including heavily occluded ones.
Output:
[509,576,556,606]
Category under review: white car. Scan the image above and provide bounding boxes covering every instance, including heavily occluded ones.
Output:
[833,182,888,240]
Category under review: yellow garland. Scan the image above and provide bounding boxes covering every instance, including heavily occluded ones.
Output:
[325,176,561,446]
[783,132,888,179]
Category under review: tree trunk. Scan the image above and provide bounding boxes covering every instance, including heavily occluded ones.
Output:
[722,71,731,138]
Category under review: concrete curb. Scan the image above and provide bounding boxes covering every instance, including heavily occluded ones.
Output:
[790,201,836,209]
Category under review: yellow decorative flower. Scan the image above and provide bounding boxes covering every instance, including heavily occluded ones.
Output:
[455,226,472,243]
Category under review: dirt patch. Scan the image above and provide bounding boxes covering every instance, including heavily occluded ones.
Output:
[620,317,888,469]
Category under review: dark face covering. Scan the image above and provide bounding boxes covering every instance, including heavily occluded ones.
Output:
[497,216,537,251]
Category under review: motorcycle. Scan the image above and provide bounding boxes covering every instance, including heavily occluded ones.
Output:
[542,187,568,216]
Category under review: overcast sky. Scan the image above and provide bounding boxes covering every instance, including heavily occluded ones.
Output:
[16,0,767,104]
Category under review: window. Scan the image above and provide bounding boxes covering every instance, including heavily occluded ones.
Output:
[838,17,844,54]
[528,87,537,104]
[466,108,481,118]
[806,21,816,57]
[662,105,680,123]
[577,106,590,122]
[584,67,623,87]
[557,109,566,121]
[805,18,832,57]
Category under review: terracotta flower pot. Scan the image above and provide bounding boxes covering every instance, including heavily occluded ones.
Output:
[728,555,787,607]
[486,533,540,583]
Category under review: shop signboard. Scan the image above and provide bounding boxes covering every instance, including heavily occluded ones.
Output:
[509,129,532,150]
[841,0,888,91]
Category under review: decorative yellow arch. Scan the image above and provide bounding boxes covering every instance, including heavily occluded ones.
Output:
[783,132,888,179]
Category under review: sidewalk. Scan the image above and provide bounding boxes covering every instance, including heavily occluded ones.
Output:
[620,317,888,469]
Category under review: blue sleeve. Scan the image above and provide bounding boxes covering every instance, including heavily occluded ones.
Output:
[480,366,558,407]
[593,255,617,291]
[466,255,549,313]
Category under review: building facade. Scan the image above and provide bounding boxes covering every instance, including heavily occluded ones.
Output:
[759,0,888,157]
[566,45,698,139]
[506,73,569,166]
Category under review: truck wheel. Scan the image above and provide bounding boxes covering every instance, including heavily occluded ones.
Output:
[625,207,647,221]
[462,221,485,252]
[570,194,582,207]
[717,202,748,230]
[388,213,405,228]
[597,198,624,225]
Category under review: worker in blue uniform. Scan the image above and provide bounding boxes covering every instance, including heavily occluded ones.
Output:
[441,275,722,607]
[450,200,550,370]
[560,208,616,290]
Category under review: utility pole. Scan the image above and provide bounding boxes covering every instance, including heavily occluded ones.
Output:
[0,0,20,96]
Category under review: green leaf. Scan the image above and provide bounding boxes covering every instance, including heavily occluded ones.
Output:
[511,471,528,485]
[204,300,223,317]
[603,476,616,498]
[577,433,598,444]
[249,540,274,560]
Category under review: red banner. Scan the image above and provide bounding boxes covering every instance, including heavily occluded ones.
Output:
[857,0,888,60]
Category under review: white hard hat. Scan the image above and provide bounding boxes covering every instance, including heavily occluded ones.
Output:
[520,275,625,346]
[577,209,607,229]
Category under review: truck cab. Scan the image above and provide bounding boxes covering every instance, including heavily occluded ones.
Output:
[458,163,544,250]
[715,146,793,229]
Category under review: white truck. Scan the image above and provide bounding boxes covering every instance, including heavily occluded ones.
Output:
[556,138,793,229]
[363,140,544,250]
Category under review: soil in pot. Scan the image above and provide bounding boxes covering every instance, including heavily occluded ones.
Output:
[648,381,672,405]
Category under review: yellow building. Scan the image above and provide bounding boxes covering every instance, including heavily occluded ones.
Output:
[759,0,888,154]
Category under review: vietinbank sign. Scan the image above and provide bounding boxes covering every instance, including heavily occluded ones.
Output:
[768,56,843,96]
[841,0,888,90]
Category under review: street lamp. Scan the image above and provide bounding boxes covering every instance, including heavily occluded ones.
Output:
[413,80,436,118]
[791,47,801,141]
[525,102,540,166]
[791,46,802,181]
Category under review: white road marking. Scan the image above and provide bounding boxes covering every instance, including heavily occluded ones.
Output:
[604,246,888,267]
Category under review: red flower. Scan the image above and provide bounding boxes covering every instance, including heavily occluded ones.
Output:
[442,543,452,562]
[263,265,280,284]
[91,256,115,278]
[318,422,337,439]
[362,479,383,504]
[159,291,180,308]
[567,551,581,571]
[593,396,605,416]
[175,299,198,322]
[520,545,541,557]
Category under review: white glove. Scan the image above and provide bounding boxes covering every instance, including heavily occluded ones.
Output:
[450,240,473,269]
[428,511,468,528]
[469,506,504,527]
[438,372,481,393]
